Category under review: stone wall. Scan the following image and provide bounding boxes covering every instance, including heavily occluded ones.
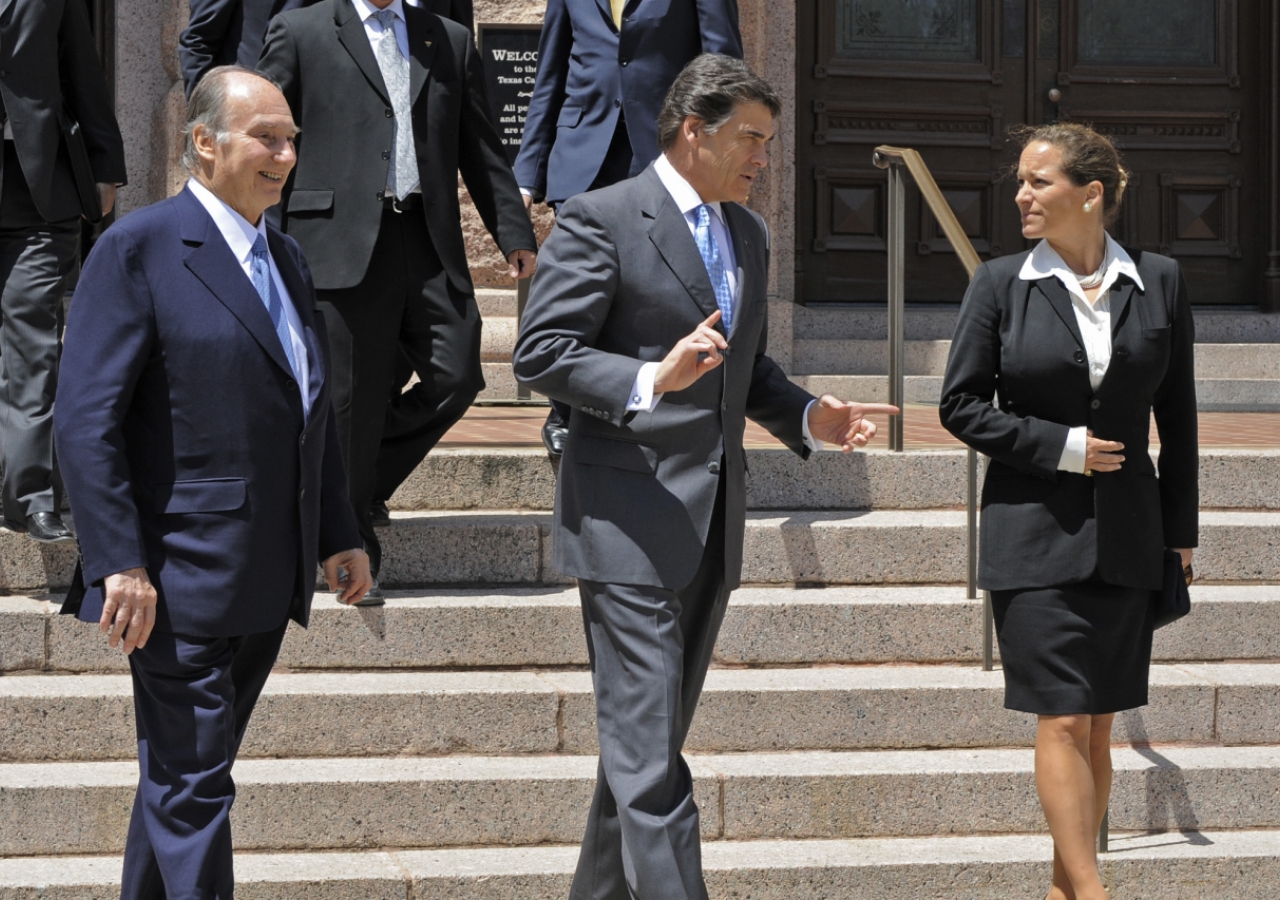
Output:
[110,0,797,361]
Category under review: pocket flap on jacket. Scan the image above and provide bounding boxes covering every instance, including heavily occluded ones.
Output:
[557,105,584,128]
[286,190,334,213]
[154,478,247,514]
[573,434,657,473]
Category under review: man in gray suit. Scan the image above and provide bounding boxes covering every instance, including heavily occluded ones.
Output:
[513,54,896,900]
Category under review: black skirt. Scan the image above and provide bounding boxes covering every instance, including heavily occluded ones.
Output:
[990,577,1155,715]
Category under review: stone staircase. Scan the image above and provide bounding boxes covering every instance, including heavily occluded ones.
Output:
[3,437,1280,897]
[790,306,1280,411]
[5,291,1280,896]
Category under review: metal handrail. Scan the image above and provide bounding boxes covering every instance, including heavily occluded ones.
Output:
[871,145,992,668]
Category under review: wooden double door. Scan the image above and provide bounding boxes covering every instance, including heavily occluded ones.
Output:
[796,0,1266,306]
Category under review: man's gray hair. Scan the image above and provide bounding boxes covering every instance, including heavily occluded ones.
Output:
[656,54,782,152]
[181,66,284,173]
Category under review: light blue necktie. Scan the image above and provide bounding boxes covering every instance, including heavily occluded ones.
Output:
[249,234,301,381]
[694,204,733,332]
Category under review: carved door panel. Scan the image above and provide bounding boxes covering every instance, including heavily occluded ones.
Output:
[796,0,1263,305]
[1043,0,1259,305]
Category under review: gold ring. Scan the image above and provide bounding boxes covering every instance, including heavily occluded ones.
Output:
[1084,469,1093,477]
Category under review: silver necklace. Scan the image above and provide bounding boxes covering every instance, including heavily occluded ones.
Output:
[1076,251,1108,290]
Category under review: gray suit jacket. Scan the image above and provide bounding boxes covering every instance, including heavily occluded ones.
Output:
[512,164,814,590]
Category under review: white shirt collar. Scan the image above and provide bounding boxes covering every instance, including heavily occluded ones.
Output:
[654,154,725,224]
[1018,233,1143,301]
[187,178,267,267]
[353,0,406,24]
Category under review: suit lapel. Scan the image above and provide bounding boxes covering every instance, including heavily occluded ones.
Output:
[643,178,721,326]
[1033,276,1085,350]
[404,7,438,108]
[178,191,297,381]
[595,0,617,31]
[336,0,390,105]
[1108,279,1135,338]
[267,230,326,406]
[0,0,16,24]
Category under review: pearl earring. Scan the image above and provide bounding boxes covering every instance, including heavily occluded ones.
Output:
[1083,201,1093,213]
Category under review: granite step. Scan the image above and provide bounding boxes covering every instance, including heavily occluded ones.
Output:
[2,746,1277,855]
[5,662,1280,761]
[3,509,1277,592]
[793,339,1280,379]
[2,831,1279,899]
[387,447,1280,512]
[791,305,1280,343]
[6,584,1280,675]
[790,373,1280,410]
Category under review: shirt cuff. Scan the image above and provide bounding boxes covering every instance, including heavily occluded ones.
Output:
[1058,426,1088,473]
[801,399,823,452]
[519,188,533,198]
[626,362,663,412]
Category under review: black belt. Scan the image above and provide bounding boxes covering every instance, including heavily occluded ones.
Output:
[382,193,423,212]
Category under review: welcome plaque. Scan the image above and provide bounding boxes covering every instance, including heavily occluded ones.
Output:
[476,23,543,165]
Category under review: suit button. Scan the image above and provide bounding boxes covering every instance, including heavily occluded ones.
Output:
[382,150,391,159]
[620,59,629,66]
[1073,349,1085,363]
[708,460,720,474]
[1090,399,1101,410]
[614,99,621,108]
[721,401,728,412]
[286,379,298,391]
[300,434,307,446]
[300,488,306,500]
[385,108,394,117]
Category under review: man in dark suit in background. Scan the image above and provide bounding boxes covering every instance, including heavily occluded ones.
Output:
[258,0,536,602]
[513,55,896,900]
[0,0,125,543]
[180,0,475,95]
[55,67,371,900]
[514,0,743,457]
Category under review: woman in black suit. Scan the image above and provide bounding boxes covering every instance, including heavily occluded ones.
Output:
[940,123,1198,900]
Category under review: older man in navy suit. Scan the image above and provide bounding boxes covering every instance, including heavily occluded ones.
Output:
[54,67,371,900]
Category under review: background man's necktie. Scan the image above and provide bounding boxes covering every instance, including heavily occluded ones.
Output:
[250,235,302,381]
[610,0,626,29]
[694,204,733,332]
[373,9,420,199]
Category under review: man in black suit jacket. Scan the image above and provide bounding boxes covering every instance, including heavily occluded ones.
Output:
[258,0,536,599]
[181,0,474,95]
[0,0,125,542]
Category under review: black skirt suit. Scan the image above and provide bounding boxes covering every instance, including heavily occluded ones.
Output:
[939,247,1198,714]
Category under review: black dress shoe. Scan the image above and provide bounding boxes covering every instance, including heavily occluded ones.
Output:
[370,501,391,527]
[542,418,568,458]
[352,576,385,607]
[23,512,76,544]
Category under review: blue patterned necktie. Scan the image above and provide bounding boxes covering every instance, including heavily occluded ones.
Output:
[694,204,733,332]
[250,235,301,381]
[373,8,420,198]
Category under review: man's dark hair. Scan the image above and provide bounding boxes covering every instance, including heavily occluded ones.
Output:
[656,54,782,151]
[181,66,285,173]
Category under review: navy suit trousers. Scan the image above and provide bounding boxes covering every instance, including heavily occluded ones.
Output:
[120,618,289,900]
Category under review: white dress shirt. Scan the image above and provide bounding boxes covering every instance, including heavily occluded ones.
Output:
[187,179,313,418]
[627,156,822,450]
[351,0,422,195]
[1018,234,1144,473]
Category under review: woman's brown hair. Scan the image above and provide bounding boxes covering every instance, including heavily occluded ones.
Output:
[1012,123,1130,226]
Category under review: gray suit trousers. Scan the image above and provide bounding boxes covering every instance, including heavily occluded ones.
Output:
[0,143,79,520]
[571,475,728,900]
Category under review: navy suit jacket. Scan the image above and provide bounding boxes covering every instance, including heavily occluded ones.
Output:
[513,0,741,205]
[55,186,361,637]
